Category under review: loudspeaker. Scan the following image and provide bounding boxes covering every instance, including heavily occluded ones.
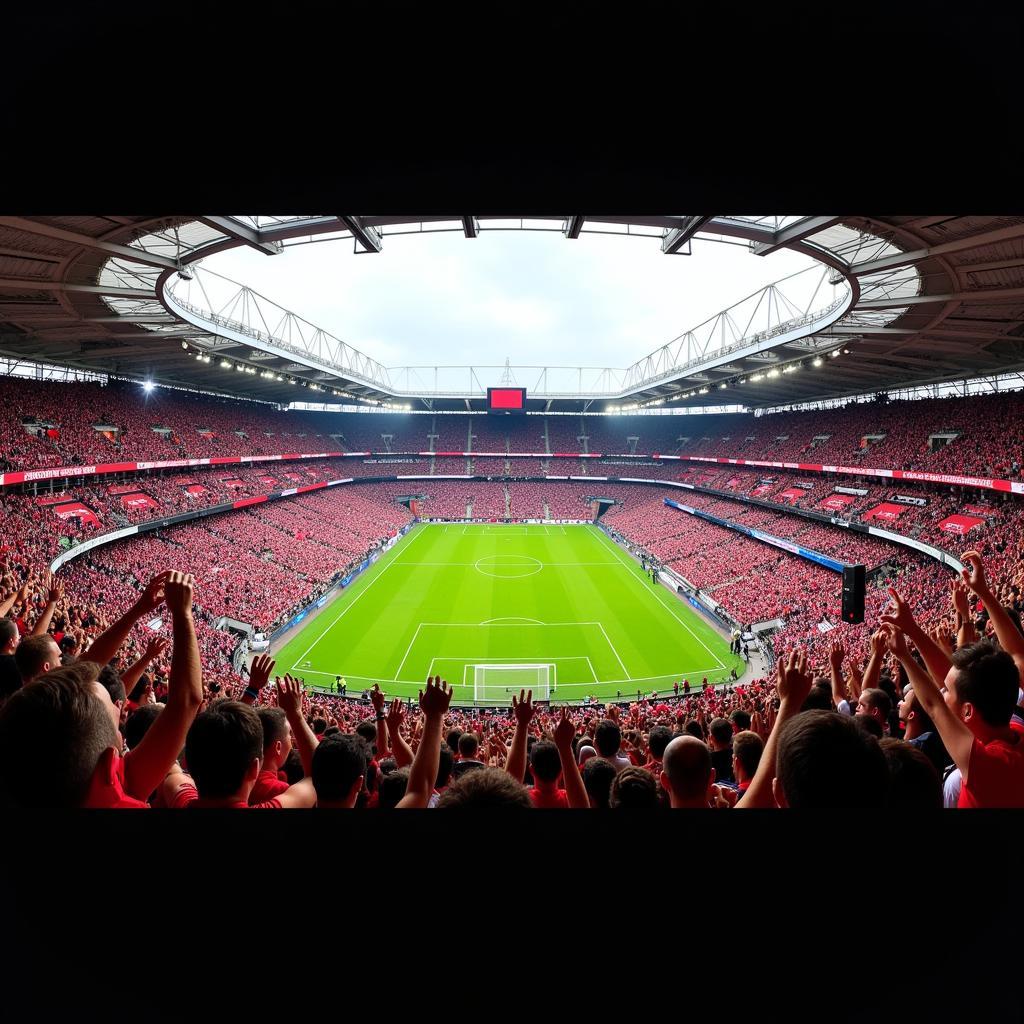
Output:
[842,564,866,624]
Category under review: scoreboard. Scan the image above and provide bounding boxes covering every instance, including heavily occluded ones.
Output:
[486,387,527,414]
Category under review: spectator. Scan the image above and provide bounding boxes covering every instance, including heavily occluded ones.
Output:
[594,718,631,773]
[452,732,485,778]
[582,757,617,809]
[312,734,367,808]
[731,730,763,796]
[437,766,532,808]
[609,766,661,809]
[660,736,714,808]
[879,738,943,808]
[707,717,736,783]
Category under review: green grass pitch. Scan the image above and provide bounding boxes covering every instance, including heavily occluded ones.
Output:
[271,523,744,705]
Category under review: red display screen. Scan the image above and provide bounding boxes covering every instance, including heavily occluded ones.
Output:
[487,387,527,412]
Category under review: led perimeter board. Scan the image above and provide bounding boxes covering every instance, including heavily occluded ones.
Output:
[487,387,527,414]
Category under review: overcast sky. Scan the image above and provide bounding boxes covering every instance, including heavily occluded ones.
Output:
[205,229,820,374]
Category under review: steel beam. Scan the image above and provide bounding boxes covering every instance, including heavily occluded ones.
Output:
[339,216,383,253]
[0,217,179,271]
[750,216,840,256]
[564,216,585,239]
[198,216,283,255]
[858,288,1024,309]
[661,216,713,254]
[851,223,1024,276]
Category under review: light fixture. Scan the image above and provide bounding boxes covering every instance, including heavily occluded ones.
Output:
[290,378,297,385]
[843,348,850,354]
[813,357,824,367]
[750,373,765,382]
[195,352,203,361]
[698,387,709,395]
[221,359,232,369]
[181,341,189,350]
[767,368,780,378]
[830,349,841,358]
[719,382,728,390]
[142,380,155,393]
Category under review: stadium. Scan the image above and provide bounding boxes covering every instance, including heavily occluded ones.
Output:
[1,212,1024,812]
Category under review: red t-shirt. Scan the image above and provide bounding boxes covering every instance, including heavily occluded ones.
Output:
[959,721,1024,808]
[82,750,149,808]
[249,769,290,804]
[529,786,569,808]
[170,783,282,808]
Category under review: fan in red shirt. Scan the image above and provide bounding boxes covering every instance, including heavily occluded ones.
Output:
[166,674,318,808]
[527,740,570,808]
[881,551,1024,808]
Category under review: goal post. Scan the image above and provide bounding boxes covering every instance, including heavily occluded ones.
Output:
[472,664,553,704]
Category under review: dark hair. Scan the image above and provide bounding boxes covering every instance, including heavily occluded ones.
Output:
[950,640,1020,728]
[124,703,162,752]
[379,756,398,775]
[801,683,834,713]
[855,714,884,740]
[859,688,892,721]
[127,675,150,703]
[256,707,289,753]
[609,767,660,809]
[59,634,79,654]
[902,686,935,735]
[354,720,377,751]
[282,748,305,785]
[529,740,562,784]
[648,725,674,759]
[184,701,263,800]
[582,756,617,809]
[446,728,463,753]
[879,738,942,809]
[683,719,704,740]
[458,732,479,758]
[14,634,60,684]
[311,717,327,736]
[0,661,116,808]
[594,719,621,757]
[436,744,454,788]
[776,710,888,808]
[662,736,712,800]
[437,766,531,808]
[0,618,18,649]
[97,664,126,706]
[729,709,752,732]
[732,730,763,779]
[377,767,410,809]
[708,717,733,748]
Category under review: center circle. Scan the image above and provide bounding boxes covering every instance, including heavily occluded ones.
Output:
[474,555,543,579]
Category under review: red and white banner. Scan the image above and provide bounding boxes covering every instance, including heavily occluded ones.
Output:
[120,493,159,509]
[962,504,994,516]
[108,483,143,495]
[184,485,207,496]
[752,483,774,495]
[777,488,805,503]
[50,502,100,527]
[938,514,987,535]
[819,494,855,511]
[863,502,909,522]
[35,493,71,506]
[222,478,245,489]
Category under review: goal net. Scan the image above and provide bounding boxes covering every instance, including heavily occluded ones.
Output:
[472,664,553,704]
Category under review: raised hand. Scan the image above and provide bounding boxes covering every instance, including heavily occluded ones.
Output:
[144,636,170,663]
[386,697,406,738]
[879,587,918,635]
[950,578,972,620]
[511,689,535,726]
[275,674,304,717]
[775,649,812,707]
[869,628,889,656]
[45,572,64,604]
[248,653,276,692]
[828,640,846,669]
[606,704,620,723]
[419,676,452,718]
[881,623,911,661]
[163,571,195,616]
[553,705,576,749]
[960,550,991,597]
[928,625,954,657]
[134,570,173,614]
[370,683,387,715]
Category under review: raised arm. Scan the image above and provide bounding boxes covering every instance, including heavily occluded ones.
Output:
[553,707,589,808]
[29,573,63,638]
[241,653,276,706]
[951,579,979,649]
[123,572,203,801]
[276,674,319,776]
[880,587,954,685]
[121,636,169,694]
[386,698,414,769]
[83,570,172,667]
[828,640,848,710]
[0,579,30,621]
[397,677,452,808]
[370,684,390,757]
[861,629,888,692]
[881,624,974,776]
[736,650,813,810]
[505,689,535,784]
[961,550,1024,682]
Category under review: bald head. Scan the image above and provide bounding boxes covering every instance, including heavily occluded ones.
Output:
[661,735,713,806]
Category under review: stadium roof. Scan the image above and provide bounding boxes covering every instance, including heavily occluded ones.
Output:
[1,215,1023,412]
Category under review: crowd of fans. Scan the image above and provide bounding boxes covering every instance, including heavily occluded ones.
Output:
[3,378,1024,809]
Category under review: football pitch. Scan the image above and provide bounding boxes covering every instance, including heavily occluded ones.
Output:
[271,523,743,705]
